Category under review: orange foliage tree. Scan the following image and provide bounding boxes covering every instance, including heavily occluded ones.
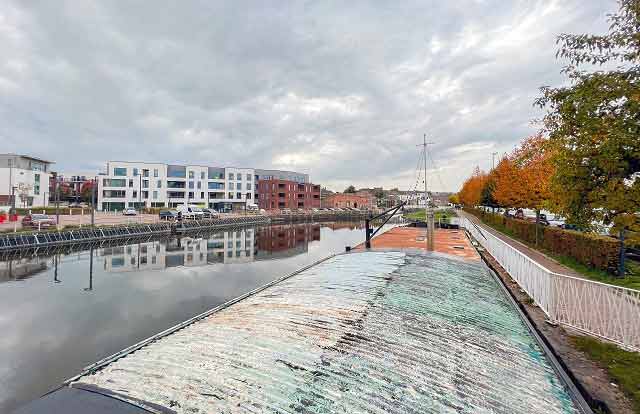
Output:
[493,134,555,213]
[458,167,487,207]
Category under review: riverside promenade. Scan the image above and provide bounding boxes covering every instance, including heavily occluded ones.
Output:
[459,211,586,278]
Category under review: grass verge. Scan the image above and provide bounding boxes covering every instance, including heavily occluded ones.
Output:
[405,209,453,222]
[570,336,640,413]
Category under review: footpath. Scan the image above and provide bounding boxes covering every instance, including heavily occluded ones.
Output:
[460,210,585,279]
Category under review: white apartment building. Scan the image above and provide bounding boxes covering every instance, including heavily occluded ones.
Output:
[97,161,257,212]
[0,154,53,208]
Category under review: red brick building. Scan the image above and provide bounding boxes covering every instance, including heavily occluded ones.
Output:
[323,193,369,209]
[257,180,321,210]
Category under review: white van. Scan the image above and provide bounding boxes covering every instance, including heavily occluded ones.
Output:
[246,203,259,212]
[176,205,205,219]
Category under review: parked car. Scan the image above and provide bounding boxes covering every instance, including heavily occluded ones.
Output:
[547,215,565,227]
[561,223,582,231]
[537,214,550,226]
[22,214,56,229]
[202,208,218,219]
[281,208,292,214]
[246,203,259,213]
[159,210,177,220]
[176,205,204,219]
[123,208,137,216]
[514,209,525,220]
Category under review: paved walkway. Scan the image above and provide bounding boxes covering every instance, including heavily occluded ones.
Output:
[460,211,584,278]
[356,227,480,261]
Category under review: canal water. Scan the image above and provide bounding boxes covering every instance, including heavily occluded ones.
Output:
[0,222,370,413]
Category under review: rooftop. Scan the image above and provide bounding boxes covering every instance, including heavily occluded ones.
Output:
[0,154,55,164]
[68,250,582,413]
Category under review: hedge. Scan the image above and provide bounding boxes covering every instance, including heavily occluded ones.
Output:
[14,207,90,216]
[466,209,620,274]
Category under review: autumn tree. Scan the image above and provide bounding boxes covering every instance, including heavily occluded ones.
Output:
[491,135,555,244]
[448,194,460,205]
[80,181,95,203]
[493,156,525,209]
[536,0,640,275]
[458,167,487,207]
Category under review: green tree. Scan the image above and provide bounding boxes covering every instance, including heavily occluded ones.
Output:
[480,177,499,211]
[536,0,640,275]
[344,185,356,193]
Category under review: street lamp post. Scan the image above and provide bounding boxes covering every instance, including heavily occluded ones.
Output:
[55,177,60,226]
[91,177,96,226]
[8,159,13,215]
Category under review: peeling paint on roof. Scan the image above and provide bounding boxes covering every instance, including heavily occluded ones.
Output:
[72,251,579,413]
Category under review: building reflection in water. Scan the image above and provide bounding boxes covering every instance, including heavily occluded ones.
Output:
[101,224,321,272]
[0,223,347,282]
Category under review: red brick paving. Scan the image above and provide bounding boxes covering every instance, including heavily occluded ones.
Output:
[357,226,479,261]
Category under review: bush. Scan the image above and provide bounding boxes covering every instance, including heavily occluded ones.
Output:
[466,208,620,273]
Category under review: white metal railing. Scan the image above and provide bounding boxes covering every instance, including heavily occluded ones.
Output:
[461,216,640,351]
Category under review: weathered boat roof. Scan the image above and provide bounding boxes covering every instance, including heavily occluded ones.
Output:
[61,251,582,413]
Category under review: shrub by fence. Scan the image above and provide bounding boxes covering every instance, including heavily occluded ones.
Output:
[465,208,620,273]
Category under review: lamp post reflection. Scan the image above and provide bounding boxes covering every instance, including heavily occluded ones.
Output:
[84,246,94,291]
[53,254,60,283]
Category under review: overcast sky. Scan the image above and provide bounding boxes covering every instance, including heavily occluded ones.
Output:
[0,1,613,192]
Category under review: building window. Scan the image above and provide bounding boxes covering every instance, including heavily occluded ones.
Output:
[167,165,186,178]
[167,181,185,189]
[208,182,224,190]
[103,190,126,198]
[208,168,224,179]
[228,173,234,180]
[200,192,204,199]
[153,191,158,199]
[132,190,137,198]
[246,174,251,181]
[157,180,162,188]
[142,180,149,188]
[188,192,194,199]
[129,179,134,187]
[200,172,205,179]
[189,171,194,179]
[246,193,252,199]
[114,167,127,176]
[154,169,158,177]
[104,178,126,187]
[34,174,40,195]
[188,181,194,189]
[246,183,251,190]
[197,181,201,189]
[143,169,149,177]
[236,192,242,199]
[228,192,234,199]
[133,168,138,176]
[236,183,242,190]
[142,191,149,199]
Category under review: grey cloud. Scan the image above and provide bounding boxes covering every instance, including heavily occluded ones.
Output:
[0,0,612,191]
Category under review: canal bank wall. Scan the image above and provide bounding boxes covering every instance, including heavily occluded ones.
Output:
[0,216,271,251]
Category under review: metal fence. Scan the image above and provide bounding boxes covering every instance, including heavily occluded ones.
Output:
[462,216,640,351]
